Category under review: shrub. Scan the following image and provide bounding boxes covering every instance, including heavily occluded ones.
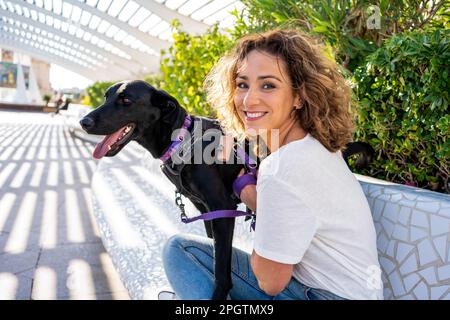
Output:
[159,21,234,117]
[43,94,51,107]
[234,0,449,72]
[353,29,449,193]
[143,73,165,91]
[86,81,115,108]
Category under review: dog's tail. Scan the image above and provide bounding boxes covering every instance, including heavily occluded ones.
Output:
[342,142,375,170]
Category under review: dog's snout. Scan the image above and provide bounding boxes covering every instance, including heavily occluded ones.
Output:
[80,117,95,130]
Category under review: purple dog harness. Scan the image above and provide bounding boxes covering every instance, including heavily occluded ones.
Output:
[160,115,257,231]
[159,115,193,162]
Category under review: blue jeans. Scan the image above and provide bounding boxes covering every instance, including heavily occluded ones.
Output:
[162,233,347,300]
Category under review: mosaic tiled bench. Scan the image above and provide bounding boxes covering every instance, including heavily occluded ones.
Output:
[89,141,450,300]
[357,175,450,299]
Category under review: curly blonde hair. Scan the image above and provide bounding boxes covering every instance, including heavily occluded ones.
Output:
[204,29,354,153]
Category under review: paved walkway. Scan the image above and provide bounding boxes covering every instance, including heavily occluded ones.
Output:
[0,110,130,300]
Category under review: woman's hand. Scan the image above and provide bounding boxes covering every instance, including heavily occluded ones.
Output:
[238,169,257,212]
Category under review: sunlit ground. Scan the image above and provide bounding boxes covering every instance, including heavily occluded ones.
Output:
[0,110,130,299]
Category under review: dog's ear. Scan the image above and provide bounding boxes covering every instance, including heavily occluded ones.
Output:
[150,89,181,123]
[150,89,180,110]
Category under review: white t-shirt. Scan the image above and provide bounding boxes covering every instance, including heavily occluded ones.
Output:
[253,133,383,300]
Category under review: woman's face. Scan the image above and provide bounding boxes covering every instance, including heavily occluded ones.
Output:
[234,50,300,134]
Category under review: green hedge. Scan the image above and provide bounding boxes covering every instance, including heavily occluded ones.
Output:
[235,0,450,72]
[158,22,233,117]
[86,81,115,108]
[353,29,449,193]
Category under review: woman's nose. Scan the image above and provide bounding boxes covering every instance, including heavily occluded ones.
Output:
[243,88,260,109]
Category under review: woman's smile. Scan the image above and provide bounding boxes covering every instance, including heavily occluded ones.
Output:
[244,111,269,121]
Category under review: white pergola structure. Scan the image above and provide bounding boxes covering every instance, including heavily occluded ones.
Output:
[0,0,244,81]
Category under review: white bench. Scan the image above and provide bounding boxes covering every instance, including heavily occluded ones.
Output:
[358,175,450,299]
[87,141,450,300]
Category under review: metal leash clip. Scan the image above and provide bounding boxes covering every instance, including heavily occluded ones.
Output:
[244,207,256,232]
[250,215,256,232]
[175,190,187,222]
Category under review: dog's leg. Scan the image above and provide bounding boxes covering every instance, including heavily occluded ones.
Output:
[210,217,235,300]
[191,201,214,239]
[185,168,237,300]
[192,198,234,299]
[193,198,235,299]
[203,220,213,239]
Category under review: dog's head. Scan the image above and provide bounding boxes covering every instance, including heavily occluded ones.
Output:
[80,80,182,159]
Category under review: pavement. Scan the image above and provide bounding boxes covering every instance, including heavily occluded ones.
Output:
[0,110,130,300]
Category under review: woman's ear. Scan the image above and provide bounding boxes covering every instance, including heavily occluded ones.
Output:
[293,94,302,109]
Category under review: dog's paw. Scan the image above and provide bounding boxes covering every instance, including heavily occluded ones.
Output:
[211,287,230,300]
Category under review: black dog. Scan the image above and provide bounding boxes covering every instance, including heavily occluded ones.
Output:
[80,80,374,300]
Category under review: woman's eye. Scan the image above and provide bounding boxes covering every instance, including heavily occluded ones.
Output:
[262,83,275,89]
[236,82,275,89]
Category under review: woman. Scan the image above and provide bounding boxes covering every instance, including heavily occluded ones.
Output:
[161,29,383,300]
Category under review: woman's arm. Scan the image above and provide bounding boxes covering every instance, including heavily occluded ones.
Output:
[239,184,257,212]
[237,168,257,212]
[251,251,294,296]
[238,170,294,296]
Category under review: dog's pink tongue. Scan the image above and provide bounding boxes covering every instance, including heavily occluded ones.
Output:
[93,126,127,160]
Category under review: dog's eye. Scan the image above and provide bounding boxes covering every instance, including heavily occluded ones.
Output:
[122,98,132,105]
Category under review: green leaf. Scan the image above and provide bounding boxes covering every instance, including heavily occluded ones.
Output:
[312,25,329,33]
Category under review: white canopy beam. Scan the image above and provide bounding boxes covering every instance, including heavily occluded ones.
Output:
[0,21,129,80]
[1,8,140,78]
[133,0,209,34]
[0,38,103,80]
[0,19,101,67]
[64,0,169,52]
[7,0,160,69]
[0,0,244,83]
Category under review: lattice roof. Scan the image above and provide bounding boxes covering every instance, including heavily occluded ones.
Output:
[0,0,244,80]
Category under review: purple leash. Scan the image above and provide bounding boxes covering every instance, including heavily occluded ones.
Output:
[180,209,256,231]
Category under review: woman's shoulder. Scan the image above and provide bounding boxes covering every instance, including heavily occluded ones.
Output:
[259,133,341,182]
[263,133,323,165]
